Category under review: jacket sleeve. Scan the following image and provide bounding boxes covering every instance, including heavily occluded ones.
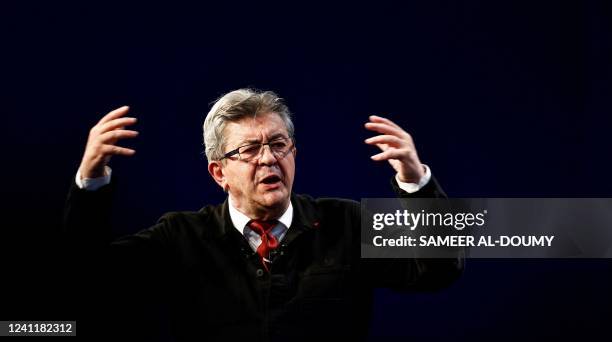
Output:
[63,179,115,248]
[363,175,464,292]
[62,178,172,274]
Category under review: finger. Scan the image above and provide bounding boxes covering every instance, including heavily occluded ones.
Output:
[100,144,136,156]
[369,115,402,130]
[364,122,406,138]
[97,117,138,134]
[376,143,389,151]
[97,106,130,125]
[370,148,406,161]
[364,134,403,147]
[98,129,139,144]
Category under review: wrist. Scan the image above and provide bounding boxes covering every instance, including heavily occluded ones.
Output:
[398,164,426,183]
[79,163,107,179]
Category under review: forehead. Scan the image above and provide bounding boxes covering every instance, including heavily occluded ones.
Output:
[224,112,289,145]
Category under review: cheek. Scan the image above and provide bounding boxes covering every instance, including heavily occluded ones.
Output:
[232,167,256,187]
[282,162,296,182]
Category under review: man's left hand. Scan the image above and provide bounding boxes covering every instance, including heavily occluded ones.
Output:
[364,115,425,183]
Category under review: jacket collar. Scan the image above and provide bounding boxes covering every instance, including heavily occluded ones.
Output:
[207,193,321,244]
[288,193,320,231]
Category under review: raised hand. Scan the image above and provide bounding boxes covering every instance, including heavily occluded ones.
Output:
[78,106,139,179]
[364,115,425,183]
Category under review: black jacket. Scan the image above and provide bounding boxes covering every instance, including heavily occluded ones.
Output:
[63,175,461,341]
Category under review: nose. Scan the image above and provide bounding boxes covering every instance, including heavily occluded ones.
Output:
[257,144,277,165]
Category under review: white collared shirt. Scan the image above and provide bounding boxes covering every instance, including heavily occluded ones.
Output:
[227,195,293,254]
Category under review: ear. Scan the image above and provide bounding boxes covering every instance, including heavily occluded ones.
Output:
[208,161,227,191]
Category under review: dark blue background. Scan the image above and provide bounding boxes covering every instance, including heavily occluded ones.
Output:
[2,1,611,340]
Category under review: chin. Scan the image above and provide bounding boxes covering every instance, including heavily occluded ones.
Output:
[260,190,289,208]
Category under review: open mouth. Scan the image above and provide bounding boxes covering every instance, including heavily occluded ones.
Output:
[260,174,282,185]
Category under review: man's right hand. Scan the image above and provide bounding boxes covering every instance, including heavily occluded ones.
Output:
[78,106,139,179]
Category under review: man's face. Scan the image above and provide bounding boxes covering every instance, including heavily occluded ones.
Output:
[218,112,296,218]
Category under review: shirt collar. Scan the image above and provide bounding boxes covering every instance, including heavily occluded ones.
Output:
[227,195,293,235]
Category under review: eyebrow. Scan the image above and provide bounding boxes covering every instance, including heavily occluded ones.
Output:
[236,133,287,147]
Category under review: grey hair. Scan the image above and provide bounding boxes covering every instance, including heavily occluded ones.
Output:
[203,88,295,162]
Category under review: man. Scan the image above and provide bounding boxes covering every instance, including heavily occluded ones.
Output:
[64,89,461,341]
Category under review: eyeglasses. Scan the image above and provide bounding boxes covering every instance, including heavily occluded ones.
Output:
[220,136,295,162]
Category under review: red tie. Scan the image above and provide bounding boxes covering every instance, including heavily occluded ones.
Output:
[247,220,279,272]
